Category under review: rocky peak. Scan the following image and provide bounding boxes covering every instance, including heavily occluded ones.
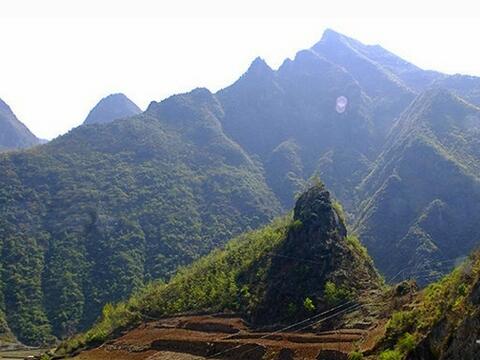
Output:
[248,56,272,71]
[241,56,275,81]
[319,28,345,43]
[253,183,381,325]
[293,182,346,238]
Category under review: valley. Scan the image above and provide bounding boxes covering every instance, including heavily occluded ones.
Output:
[1,24,480,360]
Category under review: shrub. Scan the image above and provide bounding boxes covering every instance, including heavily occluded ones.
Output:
[379,349,402,360]
[288,219,303,231]
[346,234,369,259]
[332,200,346,223]
[324,281,352,305]
[303,297,315,312]
[385,311,417,340]
[397,332,415,354]
[347,350,364,360]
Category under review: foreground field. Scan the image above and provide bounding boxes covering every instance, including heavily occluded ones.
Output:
[72,314,385,360]
[0,348,50,359]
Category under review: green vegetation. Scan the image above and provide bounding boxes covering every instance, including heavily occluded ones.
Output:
[288,219,303,231]
[332,200,346,223]
[58,184,382,356]
[379,349,402,360]
[345,234,370,261]
[324,281,352,306]
[303,297,315,312]
[56,216,291,355]
[396,333,415,354]
[4,29,480,348]
[380,251,480,357]
[0,93,280,344]
[347,350,363,360]
[355,88,480,281]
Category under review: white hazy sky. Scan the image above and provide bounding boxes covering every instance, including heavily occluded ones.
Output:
[1,0,479,139]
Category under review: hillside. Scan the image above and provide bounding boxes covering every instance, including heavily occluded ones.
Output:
[55,183,384,359]
[373,250,480,360]
[355,89,480,281]
[0,98,40,151]
[216,32,403,207]
[0,88,280,345]
[64,238,480,360]
[83,93,142,125]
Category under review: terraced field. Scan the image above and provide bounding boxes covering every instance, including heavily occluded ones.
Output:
[72,314,385,360]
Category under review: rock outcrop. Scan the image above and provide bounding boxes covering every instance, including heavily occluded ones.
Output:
[253,183,382,324]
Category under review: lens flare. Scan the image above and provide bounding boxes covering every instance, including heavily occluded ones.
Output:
[335,96,348,114]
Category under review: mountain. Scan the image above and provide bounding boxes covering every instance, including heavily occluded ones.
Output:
[0,88,280,345]
[355,88,480,281]
[0,98,40,151]
[218,49,380,208]
[215,30,444,209]
[55,183,382,358]
[83,93,142,125]
[4,28,480,347]
[215,30,480,282]
[314,29,445,94]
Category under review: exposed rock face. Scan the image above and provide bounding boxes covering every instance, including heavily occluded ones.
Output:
[83,93,142,125]
[253,183,381,325]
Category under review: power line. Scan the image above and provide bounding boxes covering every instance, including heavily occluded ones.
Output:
[205,300,356,359]
[233,302,365,359]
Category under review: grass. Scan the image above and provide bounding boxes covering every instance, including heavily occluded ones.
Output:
[55,216,292,356]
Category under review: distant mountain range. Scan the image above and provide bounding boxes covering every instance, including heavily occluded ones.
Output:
[1,29,480,345]
[0,92,142,152]
[0,98,40,151]
[83,93,142,125]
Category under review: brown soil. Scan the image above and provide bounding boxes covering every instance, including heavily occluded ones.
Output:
[72,314,386,360]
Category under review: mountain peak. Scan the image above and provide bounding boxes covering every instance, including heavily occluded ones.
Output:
[244,56,274,78]
[320,28,344,41]
[315,28,355,48]
[293,182,346,236]
[83,93,142,125]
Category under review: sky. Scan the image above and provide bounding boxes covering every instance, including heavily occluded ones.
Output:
[1,0,479,140]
